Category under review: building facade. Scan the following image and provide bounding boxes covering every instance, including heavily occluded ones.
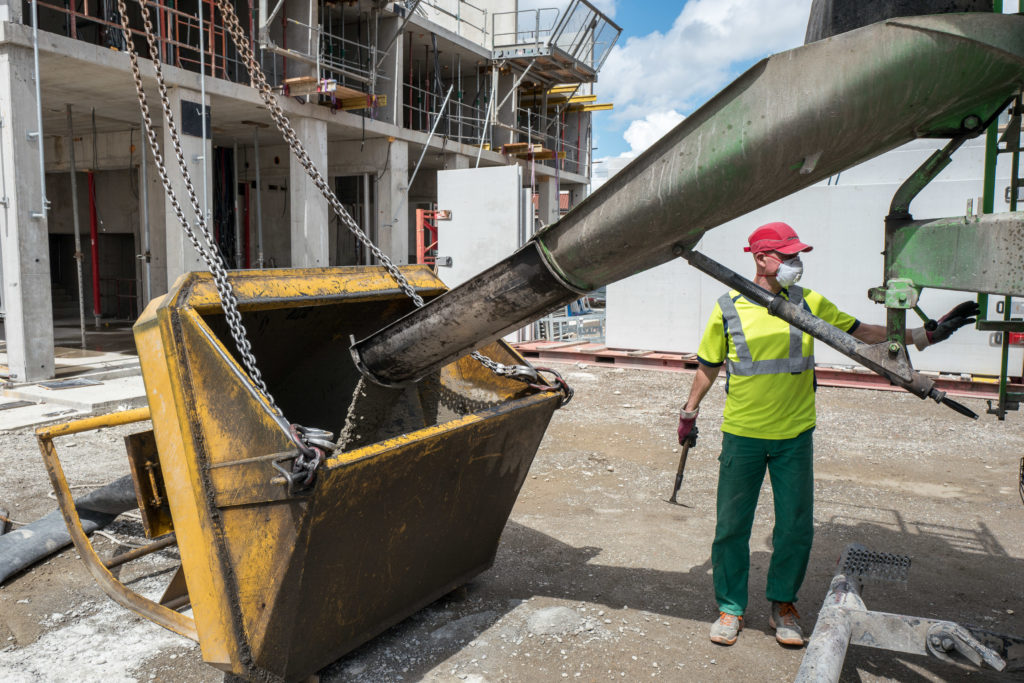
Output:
[0,0,618,380]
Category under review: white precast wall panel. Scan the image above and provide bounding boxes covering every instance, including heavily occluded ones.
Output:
[606,137,1022,376]
[436,165,522,288]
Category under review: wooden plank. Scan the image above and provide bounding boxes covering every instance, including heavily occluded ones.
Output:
[335,94,387,111]
[502,142,544,155]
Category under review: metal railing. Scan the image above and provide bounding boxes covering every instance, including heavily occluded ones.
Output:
[492,0,620,72]
[548,0,619,72]
[31,0,274,86]
[492,7,559,49]
[510,105,587,175]
[409,0,488,46]
[405,80,488,146]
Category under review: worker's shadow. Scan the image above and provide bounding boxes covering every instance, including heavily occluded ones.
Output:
[323,509,1023,682]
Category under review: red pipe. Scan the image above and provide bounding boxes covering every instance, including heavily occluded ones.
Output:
[87,171,101,318]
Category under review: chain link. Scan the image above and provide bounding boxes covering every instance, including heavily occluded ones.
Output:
[116,0,281,414]
[209,0,533,380]
[120,0,539,398]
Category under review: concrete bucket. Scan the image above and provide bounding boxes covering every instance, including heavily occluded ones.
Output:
[39,266,562,682]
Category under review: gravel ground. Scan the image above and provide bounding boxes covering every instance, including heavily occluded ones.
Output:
[1,362,1023,682]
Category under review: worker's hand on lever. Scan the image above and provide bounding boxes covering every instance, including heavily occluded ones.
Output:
[678,407,699,444]
[930,301,980,343]
[913,300,979,349]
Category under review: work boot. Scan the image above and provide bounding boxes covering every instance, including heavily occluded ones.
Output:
[709,611,743,645]
[769,601,805,646]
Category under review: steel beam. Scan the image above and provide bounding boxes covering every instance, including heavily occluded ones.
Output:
[886,212,1024,296]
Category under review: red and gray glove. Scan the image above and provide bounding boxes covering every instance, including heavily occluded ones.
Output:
[677,407,699,444]
[912,301,979,350]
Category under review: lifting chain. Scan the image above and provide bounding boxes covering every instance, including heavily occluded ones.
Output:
[205,0,554,390]
[117,0,570,482]
[116,1,329,488]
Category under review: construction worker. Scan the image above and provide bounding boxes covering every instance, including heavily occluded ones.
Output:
[677,222,978,647]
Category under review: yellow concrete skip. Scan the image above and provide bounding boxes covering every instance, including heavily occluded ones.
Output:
[125,265,562,681]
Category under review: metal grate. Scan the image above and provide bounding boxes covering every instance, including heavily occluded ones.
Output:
[841,546,911,583]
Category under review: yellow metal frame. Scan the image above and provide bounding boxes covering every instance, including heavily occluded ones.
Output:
[35,407,199,641]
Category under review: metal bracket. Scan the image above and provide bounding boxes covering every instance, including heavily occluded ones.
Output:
[435,255,453,267]
[867,278,919,309]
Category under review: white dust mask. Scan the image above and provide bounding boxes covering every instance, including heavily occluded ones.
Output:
[775,257,803,287]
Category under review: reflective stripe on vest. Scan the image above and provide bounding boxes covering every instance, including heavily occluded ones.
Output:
[718,286,815,376]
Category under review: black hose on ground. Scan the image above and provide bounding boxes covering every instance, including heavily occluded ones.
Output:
[0,475,137,585]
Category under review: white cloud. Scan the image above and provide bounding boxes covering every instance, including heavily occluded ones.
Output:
[622,110,685,155]
[598,0,812,122]
[592,109,685,189]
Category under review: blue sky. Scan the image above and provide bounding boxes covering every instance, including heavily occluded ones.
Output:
[586,0,813,173]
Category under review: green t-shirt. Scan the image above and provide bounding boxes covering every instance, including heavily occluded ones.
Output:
[696,286,859,440]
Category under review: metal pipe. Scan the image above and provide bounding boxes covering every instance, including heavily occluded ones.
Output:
[90,109,100,326]
[352,14,1024,386]
[103,533,177,570]
[65,106,87,350]
[198,1,210,228]
[140,116,151,303]
[29,0,48,221]
[233,139,242,268]
[253,126,264,267]
[681,249,978,419]
[87,171,101,325]
[475,80,494,168]
[394,84,453,227]
[408,85,453,190]
[362,172,371,266]
[795,571,866,683]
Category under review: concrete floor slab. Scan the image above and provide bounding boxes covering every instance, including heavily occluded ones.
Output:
[4,375,147,414]
[0,401,86,432]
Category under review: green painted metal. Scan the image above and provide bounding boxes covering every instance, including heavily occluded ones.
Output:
[886,213,1024,296]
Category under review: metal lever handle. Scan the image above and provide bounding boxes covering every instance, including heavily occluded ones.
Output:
[679,247,978,420]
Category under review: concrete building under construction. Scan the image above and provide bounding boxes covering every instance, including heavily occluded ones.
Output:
[0,0,619,381]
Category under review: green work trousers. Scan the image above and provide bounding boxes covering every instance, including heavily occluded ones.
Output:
[712,428,814,616]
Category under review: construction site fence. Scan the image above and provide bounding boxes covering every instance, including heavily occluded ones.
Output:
[533,307,606,344]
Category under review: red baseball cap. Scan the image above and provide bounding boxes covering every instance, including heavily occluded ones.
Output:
[744,222,813,254]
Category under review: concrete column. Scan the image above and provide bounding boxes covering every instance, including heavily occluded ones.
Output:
[0,0,22,23]
[494,68,518,150]
[568,183,588,209]
[449,153,471,170]
[139,142,168,302]
[536,178,559,229]
[563,109,589,176]
[284,0,317,81]
[162,87,210,288]
[289,116,329,267]
[377,139,409,263]
[0,46,54,380]
[374,16,404,126]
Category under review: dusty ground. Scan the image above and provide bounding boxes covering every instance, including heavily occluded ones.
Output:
[1,363,1023,682]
